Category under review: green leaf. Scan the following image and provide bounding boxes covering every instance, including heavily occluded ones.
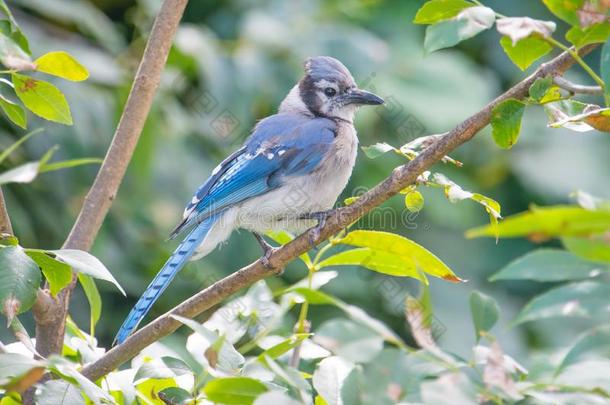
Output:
[0,95,25,128]
[469,291,499,341]
[39,157,102,174]
[312,356,354,405]
[413,0,474,24]
[333,230,463,282]
[317,247,427,281]
[500,36,552,71]
[0,246,41,324]
[26,251,72,297]
[424,6,496,53]
[562,235,610,263]
[266,230,312,268]
[490,248,607,282]
[513,281,610,325]
[11,73,72,125]
[35,380,85,405]
[203,377,267,405]
[566,23,610,49]
[491,98,526,148]
[159,387,194,405]
[78,274,100,337]
[466,206,610,239]
[602,38,610,107]
[528,76,561,104]
[34,51,89,81]
[556,324,610,376]
[542,0,585,26]
[257,333,310,361]
[405,190,424,212]
[289,287,338,305]
[361,142,395,159]
[50,249,124,294]
[315,318,383,363]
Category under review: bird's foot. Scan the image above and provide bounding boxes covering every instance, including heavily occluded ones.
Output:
[300,210,333,249]
[252,232,282,273]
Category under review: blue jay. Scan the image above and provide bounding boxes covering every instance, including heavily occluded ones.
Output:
[115,56,383,344]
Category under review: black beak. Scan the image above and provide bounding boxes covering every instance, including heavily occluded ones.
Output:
[343,89,384,106]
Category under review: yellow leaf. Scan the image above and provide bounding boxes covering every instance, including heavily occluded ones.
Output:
[34,51,89,81]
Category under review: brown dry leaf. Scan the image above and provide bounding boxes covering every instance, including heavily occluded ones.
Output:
[483,342,522,400]
[496,17,556,45]
[578,0,609,27]
[4,366,45,394]
[3,296,20,326]
[550,105,610,133]
[204,346,218,369]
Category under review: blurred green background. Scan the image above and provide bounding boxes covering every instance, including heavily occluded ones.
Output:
[2,0,609,363]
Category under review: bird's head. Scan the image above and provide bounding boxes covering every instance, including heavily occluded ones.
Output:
[280,56,384,122]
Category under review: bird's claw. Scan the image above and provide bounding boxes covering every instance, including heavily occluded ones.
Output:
[302,210,332,249]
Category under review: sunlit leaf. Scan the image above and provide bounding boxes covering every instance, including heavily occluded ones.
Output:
[39,158,102,173]
[26,250,72,297]
[313,356,354,405]
[203,377,267,405]
[542,0,584,26]
[470,291,499,341]
[566,23,610,48]
[549,104,610,132]
[424,6,496,53]
[136,377,178,405]
[513,281,610,325]
[0,246,41,324]
[159,387,193,405]
[256,333,310,361]
[314,318,383,363]
[0,95,25,128]
[289,287,338,305]
[48,356,114,405]
[334,230,462,282]
[496,17,556,45]
[491,248,607,282]
[0,162,39,185]
[266,230,312,268]
[413,0,474,24]
[12,73,72,125]
[562,234,610,263]
[34,51,89,81]
[529,76,562,104]
[405,190,424,212]
[361,142,395,159]
[491,98,526,148]
[35,380,85,405]
[50,249,124,294]
[78,274,100,337]
[254,392,300,405]
[134,356,191,382]
[500,36,552,70]
[466,205,610,240]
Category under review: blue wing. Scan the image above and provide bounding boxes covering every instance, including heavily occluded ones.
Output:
[170,114,337,237]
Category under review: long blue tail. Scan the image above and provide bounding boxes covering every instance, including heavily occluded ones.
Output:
[114,216,217,344]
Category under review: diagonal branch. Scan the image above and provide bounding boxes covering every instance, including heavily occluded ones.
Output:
[0,187,12,235]
[81,45,597,382]
[32,0,189,359]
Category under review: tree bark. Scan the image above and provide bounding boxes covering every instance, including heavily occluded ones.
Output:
[32,0,189,359]
[81,44,598,382]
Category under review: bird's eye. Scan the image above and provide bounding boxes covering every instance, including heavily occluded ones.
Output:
[324,87,337,97]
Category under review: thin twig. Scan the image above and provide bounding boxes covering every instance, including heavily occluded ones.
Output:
[80,44,598,382]
[553,75,603,95]
[31,0,189,359]
[0,187,13,235]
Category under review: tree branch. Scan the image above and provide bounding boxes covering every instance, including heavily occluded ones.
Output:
[81,45,597,382]
[0,187,12,235]
[553,75,603,95]
[32,0,189,359]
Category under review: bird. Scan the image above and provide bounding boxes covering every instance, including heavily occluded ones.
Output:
[114,56,384,344]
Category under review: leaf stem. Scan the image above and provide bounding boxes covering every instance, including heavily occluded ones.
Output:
[546,37,606,89]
